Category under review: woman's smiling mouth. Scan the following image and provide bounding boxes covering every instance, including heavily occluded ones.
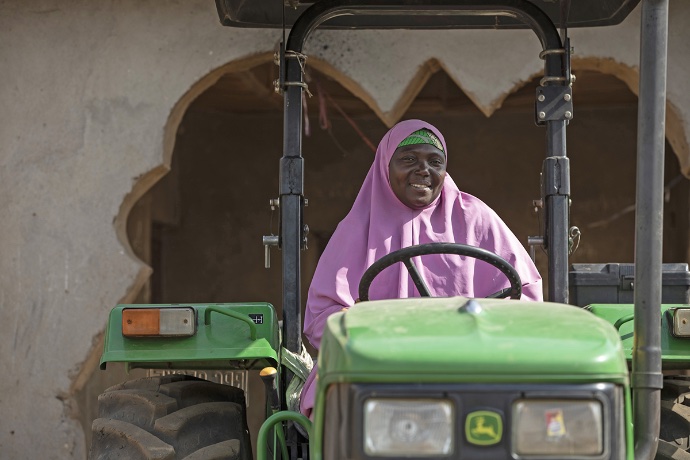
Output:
[410,183,431,190]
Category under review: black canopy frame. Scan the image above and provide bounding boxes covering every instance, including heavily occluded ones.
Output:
[216,1,668,458]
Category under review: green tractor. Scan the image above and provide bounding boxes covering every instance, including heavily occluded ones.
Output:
[89,0,690,459]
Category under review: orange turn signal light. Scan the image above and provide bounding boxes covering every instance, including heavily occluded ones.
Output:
[122,308,195,337]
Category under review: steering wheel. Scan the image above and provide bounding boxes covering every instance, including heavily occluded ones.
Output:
[358,242,522,301]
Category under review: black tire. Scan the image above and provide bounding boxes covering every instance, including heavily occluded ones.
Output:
[658,375,690,457]
[656,440,690,460]
[662,377,690,405]
[89,375,252,460]
[660,400,690,451]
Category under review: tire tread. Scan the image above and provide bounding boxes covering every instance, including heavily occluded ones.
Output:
[89,376,249,460]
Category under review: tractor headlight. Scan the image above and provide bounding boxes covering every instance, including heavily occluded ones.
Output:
[363,398,454,457]
[512,399,604,457]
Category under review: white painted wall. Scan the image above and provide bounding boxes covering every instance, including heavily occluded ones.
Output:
[0,1,687,458]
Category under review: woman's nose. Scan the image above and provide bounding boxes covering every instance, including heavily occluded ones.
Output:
[415,162,430,175]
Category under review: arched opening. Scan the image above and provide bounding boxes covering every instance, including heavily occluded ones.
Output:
[77,57,689,450]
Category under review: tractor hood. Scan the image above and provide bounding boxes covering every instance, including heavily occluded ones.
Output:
[318,297,628,386]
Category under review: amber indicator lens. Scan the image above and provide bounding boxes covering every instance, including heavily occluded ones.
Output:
[122,308,195,337]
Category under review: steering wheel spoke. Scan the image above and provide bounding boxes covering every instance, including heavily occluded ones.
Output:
[403,258,432,297]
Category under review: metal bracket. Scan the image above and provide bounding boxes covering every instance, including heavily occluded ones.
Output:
[569,226,581,255]
[528,236,544,263]
[302,224,309,250]
[535,86,574,125]
[266,197,308,262]
[542,157,571,197]
[280,157,304,194]
[273,42,285,95]
[273,47,311,96]
[263,199,281,269]
[631,371,664,390]
[263,235,279,269]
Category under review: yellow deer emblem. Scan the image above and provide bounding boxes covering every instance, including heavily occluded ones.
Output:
[466,411,503,445]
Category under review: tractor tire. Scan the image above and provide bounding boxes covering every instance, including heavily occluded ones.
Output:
[662,377,690,405]
[660,400,690,451]
[88,375,252,460]
[656,440,690,460]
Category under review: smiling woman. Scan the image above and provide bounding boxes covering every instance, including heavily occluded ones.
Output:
[299,119,544,418]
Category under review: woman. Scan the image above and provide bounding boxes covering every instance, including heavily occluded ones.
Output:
[299,119,542,417]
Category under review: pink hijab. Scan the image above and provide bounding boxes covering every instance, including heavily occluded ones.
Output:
[300,119,542,416]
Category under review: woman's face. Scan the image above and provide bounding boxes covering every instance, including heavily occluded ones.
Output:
[388,143,447,209]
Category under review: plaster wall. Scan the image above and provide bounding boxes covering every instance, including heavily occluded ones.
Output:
[0,1,689,458]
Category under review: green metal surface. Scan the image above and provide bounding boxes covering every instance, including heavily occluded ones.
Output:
[587,304,690,369]
[625,383,634,460]
[309,296,633,460]
[100,303,279,370]
[318,297,629,385]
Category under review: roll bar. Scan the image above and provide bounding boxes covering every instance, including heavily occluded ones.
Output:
[633,1,668,459]
[276,1,668,459]
[279,0,569,358]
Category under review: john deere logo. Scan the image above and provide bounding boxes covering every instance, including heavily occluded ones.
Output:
[465,411,503,446]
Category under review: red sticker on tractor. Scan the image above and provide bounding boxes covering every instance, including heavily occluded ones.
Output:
[545,409,566,437]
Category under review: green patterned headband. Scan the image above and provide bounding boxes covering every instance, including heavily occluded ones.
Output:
[397,129,444,154]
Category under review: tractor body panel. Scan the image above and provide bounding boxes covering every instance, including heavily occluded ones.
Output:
[318,297,629,386]
[311,297,632,460]
[588,304,690,369]
[100,303,280,370]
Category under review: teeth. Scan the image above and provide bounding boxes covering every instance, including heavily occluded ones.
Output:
[411,184,430,189]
